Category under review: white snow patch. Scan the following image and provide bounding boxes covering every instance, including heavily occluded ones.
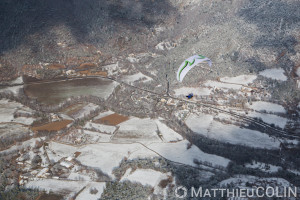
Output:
[127,56,139,63]
[0,99,33,123]
[185,113,213,135]
[155,41,175,50]
[72,103,99,119]
[47,142,77,163]
[11,76,24,84]
[68,172,91,181]
[147,140,230,168]
[296,67,300,77]
[84,122,116,134]
[103,63,118,76]
[220,75,257,85]
[76,143,154,178]
[248,112,287,128]
[11,117,35,125]
[208,121,280,149]
[116,117,161,143]
[60,161,73,168]
[248,101,286,113]
[0,85,23,95]
[93,110,114,120]
[121,169,168,187]
[121,72,152,84]
[204,80,242,90]
[0,138,43,156]
[173,87,211,96]
[259,68,287,81]
[186,114,281,149]
[75,182,106,200]
[26,179,87,199]
[83,130,111,142]
[245,162,281,173]
[220,175,294,188]
[155,120,183,142]
[288,169,300,176]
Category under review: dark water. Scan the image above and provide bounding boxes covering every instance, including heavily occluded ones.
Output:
[24,78,116,105]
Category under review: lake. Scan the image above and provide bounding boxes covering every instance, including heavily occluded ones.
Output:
[24,78,118,105]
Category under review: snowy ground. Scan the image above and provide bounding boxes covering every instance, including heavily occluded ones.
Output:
[259,68,287,81]
[185,113,281,149]
[113,117,183,143]
[0,99,34,125]
[121,72,152,84]
[248,101,286,113]
[220,175,295,188]
[245,162,281,173]
[204,80,243,90]
[247,111,287,128]
[147,140,230,168]
[71,103,99,119]
[84,122,116,134]
[120,168,169,187]
[220,75,257,85]
[26,179,105,200]
[173,87,211,96]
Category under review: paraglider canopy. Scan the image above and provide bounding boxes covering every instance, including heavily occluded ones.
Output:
[177,54,212,82]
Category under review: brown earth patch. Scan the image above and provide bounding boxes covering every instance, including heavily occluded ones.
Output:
[291,65,300,78]
[36,193,64,200]
[74,151,81,158]
[76,62,97,70]
[31,120,72,132]
[61,103,85,116]
[78,70,107,77]
[48,64,66,70]
[94,113,129,126]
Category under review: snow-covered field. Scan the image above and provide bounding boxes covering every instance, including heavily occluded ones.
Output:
[75,182,106,200]
[220,175,294,188]
[45,137,229,180]
[84,122,116,134]
[52,143,155,178]
[220,75,257,85]
[296,67,300,77]
[83,130,112,143]
[248,101,286,113]
[259,68,287,81]
[155,120,183,142]
[121,72,152,84]
[204,80,243,90]
[208,121,280,149]
[185,113,280,149]
[247,112,287,128]
[26,179,105,200]
[113,117,183,143]
[46,142,78,163]
[147,140,230,168]
[121,168,169,187]
[185,113,213,134]
[0,85,23,95]
[93,110,115,121]
[245,162,281,173]
[114,118,161,143]
[173,87,211,96]
[0,99,34,124]
[72,103,99,119]
[26,179,85,198]
[101,81,119,99]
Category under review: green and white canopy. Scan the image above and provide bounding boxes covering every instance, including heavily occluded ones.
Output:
[176,54,212,82]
